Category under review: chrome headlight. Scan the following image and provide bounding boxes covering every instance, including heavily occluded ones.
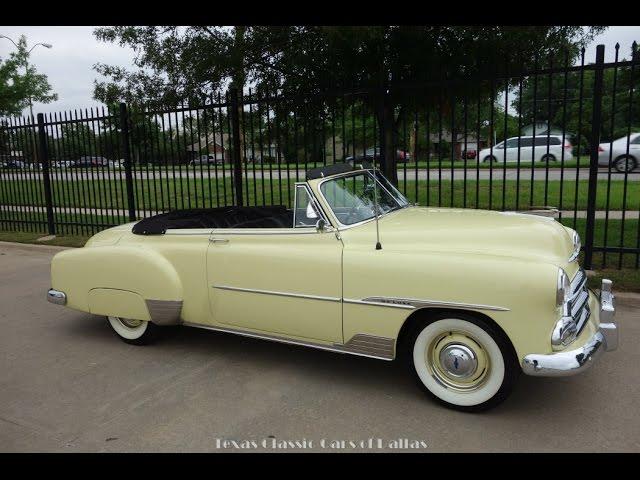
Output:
[568,231,581,262]
[556,268,571,307]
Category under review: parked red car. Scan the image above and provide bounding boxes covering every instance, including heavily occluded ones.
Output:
[346,147,412,164]
[461,149,477,160]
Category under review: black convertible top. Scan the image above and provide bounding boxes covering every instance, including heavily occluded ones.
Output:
[306,162,356,180]
[132,205,292,235]
[305,161,374,180]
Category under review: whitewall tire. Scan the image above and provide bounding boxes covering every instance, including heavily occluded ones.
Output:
[107,316,158,345]
[408,313,518,412]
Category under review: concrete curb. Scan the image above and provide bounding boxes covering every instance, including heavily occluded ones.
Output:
[0,240,74,253]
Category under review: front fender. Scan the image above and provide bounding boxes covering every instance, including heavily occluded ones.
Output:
[342,249,560,362]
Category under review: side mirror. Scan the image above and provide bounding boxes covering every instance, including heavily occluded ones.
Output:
[315,218,327,232]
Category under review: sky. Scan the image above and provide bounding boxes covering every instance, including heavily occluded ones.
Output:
[0,25,638,116]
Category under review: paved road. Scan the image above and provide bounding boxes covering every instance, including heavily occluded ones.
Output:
[2,167,639,182]
[1,242,638,452]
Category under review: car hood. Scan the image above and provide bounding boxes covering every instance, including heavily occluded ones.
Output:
[345,206,574,265]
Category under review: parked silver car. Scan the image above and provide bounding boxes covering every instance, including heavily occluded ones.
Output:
[598,133,640,173]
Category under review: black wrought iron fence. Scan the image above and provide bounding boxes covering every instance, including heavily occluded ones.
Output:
[1,43,638,270]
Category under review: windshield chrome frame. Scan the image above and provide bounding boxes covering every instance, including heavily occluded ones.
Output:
[316,169,409,229]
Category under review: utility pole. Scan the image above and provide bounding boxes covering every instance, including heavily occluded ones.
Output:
[0,35,53,163]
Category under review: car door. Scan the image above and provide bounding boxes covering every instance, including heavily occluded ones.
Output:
[533,136,549,161]
[519,137,534,162]
[504,138,519,162]
[630,134,640,156]
[205,185,343,343]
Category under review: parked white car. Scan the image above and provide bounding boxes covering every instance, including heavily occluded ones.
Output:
[598,133,640,173]
[479,135,573,163]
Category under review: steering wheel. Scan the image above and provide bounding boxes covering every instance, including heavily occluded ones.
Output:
[344,203,372,224]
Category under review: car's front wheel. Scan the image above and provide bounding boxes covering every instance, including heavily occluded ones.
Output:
[613,155,637,173]
[107,316,160,345]
[408,313,519,412]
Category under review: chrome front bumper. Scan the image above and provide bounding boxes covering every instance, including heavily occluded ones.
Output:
[522,279,618,377]
[47,288,67,305]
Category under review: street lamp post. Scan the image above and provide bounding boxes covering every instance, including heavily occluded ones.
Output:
[0,35,52,163]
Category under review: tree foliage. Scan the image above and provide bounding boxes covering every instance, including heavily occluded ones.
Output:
[514,42,639,149]
[92,26,606,180]
[0,35,58,117]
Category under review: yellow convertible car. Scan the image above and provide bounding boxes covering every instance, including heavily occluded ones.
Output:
[47,163,618,411]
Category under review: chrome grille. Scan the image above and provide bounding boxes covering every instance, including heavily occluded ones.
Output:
[568,269,590,334]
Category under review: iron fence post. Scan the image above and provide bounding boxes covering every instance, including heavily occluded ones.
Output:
[584,44,605,270]
[230,88,244,206]
[119,103,136,221]
[37,113,55,235]
[378,88,398,185]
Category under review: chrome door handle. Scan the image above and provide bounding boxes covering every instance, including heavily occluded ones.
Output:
[209,238,229,244]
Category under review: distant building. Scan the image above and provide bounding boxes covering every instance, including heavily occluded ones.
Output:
[186,133,229,158]
[428,132,486,159]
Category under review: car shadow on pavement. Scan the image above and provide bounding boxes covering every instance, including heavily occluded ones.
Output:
[60,313,599,415]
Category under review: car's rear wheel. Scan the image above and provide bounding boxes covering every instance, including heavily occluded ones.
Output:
[541,154,556,163]
[408,312,519,412]
[107,316,159,345]
[613,155,637,173]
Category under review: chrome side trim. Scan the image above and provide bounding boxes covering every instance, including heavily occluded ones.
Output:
[47,288,67,305]
[145,299,183,325]
[344,298,414,310]
[207,228,332,236]
[344,296,510,312]
[182,322,395,361]
[336,334,394,359]
[212,285,341,303]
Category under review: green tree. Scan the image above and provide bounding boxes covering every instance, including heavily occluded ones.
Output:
[0,35,57,117]
[514,43,639,151]
[93,26,605,182]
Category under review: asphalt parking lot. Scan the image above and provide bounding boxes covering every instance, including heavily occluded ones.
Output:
[1,241,639,452]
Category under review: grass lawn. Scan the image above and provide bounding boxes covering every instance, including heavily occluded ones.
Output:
[0,229,88,248]
[1,178,638,213]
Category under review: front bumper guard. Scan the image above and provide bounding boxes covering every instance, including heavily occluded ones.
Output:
[522,279,618,377]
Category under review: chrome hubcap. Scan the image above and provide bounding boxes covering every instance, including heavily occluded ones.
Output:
[439,343,477,378]
[426,330,490,391]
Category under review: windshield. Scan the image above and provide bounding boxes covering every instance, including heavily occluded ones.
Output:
[319,171,409,226]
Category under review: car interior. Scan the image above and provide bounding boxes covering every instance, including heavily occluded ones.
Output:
[132,206,298,234]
